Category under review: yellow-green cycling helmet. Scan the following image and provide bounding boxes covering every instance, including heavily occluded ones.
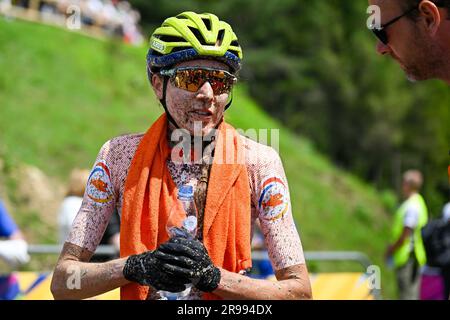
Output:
[147,11,243,75]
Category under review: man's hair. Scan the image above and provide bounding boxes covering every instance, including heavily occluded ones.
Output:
[400,0,450,18]
[402,170,424,191]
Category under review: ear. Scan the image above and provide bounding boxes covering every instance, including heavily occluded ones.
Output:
[419,0,441,36]
[151,73,164,100]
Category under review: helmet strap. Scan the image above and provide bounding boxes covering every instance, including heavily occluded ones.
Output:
[160,76,181,129]
[224,90,234,111]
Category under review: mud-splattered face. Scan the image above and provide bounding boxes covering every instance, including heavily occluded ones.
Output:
[153,59,232,136]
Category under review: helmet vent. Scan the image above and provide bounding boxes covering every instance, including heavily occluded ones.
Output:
[188,26,208,45]
[230,40,239,47]
[215,29,225,47]
[201,18,212,30]
[158,35,186,43]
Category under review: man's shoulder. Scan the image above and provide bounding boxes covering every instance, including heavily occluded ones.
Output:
[101,133,145,155]
[240,135,281,165]
[108,133,145,147]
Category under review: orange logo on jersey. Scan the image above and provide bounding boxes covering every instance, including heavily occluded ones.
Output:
[262,193,284,210]
[90,178,108,193]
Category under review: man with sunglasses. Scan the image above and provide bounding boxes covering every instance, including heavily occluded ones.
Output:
[369,0,450,83]
[51,12,312,300]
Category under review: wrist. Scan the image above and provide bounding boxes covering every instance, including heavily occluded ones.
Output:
[123,253,146,283]
[195,265,221,292]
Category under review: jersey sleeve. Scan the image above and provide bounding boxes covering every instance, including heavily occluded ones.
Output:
[247,141,305,271]
[66,140,117,253]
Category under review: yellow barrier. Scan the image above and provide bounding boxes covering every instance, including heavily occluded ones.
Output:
[310,273,374,300]
[11,272,373,300]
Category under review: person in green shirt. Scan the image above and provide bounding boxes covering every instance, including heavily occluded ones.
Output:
[385,170,429,299]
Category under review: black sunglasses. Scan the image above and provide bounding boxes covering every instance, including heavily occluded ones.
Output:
[371,5,419,45]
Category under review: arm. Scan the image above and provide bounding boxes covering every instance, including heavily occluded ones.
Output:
[0,202,30,267]
[213,145,311,299]
[386,203,419,258]
[51,142,125,299]
[9,230,26,240]
[214,264,311,300]
[51,139,191,299]
[51,242,129,300]
[386,227,413,258]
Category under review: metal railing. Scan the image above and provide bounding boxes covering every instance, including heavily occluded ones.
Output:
[29,245,373,270]
[26,244,381,299]
[251,250,374,270]
[28,244,117,256]
[253,250,380,299]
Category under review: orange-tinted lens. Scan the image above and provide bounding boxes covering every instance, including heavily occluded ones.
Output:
[171,68,235,94]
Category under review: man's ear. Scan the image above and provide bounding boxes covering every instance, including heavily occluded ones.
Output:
[419,1,441,36]
[151,73,164,100]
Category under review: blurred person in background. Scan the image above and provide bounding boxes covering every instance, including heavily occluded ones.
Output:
[368,0,450,84]
[0,199,29,299]
[421,202,450,299]
[0,199,29,268]
[0,0,12,13]
[58,168,90,244]
[385,170,429,299]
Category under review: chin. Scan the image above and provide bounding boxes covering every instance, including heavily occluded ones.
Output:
[405,72,432,83]
[406,74,419,83]
[403,61,433,83]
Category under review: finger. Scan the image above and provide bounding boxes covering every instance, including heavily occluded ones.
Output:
[161,262,196,278]
[169,238,207,257]
[170,237,205,251]
[159,242,198,259]
[154,250,192,268]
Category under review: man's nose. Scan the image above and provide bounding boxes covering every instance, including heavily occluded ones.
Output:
[196,81,214,102]
[376,40,390,55]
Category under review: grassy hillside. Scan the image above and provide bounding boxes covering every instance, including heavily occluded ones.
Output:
[0,18,397,297]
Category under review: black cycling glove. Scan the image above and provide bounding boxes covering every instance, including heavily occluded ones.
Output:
[154,237,221,292]
[123,248,190,292]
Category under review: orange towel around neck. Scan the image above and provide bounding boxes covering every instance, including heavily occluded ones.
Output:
[120,114,252,300]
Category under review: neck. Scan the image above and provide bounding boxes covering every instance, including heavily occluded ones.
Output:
[166,122,218,164]
[405,191,417,199]
[440,53,450,84]
[440,26,450,84]
[442,71,450,85]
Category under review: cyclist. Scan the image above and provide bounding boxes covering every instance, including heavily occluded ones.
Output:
[51,12,311,300]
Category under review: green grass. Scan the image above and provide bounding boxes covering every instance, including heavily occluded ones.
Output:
[0,18,397,298]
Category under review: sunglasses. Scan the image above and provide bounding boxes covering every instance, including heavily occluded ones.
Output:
[160,67,237,95]
[371,6,418,45]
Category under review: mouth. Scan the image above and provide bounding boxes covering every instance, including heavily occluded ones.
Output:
[190,109,213,118]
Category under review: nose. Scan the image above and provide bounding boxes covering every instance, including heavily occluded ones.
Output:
[376,40,390,55]
[196,81,214,102]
